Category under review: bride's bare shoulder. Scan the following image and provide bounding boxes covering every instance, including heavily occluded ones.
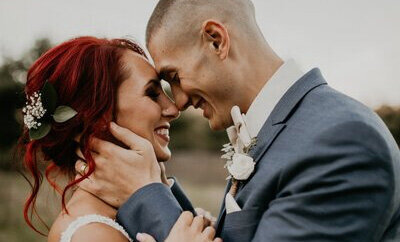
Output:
[48,215,128,242]
[47,212,75,242]
[48,190,119,242]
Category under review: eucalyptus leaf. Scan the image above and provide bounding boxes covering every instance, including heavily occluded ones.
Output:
[29,123,51,140]
[41,81,58,114]
[53,106,78,123]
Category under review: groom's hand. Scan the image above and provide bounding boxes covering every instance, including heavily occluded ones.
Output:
[75,122,161,208]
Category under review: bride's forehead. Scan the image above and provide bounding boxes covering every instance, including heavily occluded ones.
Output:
[122,51,156,75]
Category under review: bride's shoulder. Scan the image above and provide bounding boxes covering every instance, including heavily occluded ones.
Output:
[48,212,75,242]
[48,214,129,242]
[48,190,123,242]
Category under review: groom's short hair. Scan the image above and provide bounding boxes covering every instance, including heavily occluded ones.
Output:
[146,0,258,47]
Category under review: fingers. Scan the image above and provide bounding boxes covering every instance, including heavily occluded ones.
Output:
[89,137,114,155]
[76,147,85,160]
[74,133,82,143]
[195,207,206,216]
[75,160,88,176]
[175,211,194,228]
[75,173,97,196]
[194,208,215,227]
[214,238,223,242]
[202,226,216,240]
[109,122,149,150]
[75,146,100,161]
[191,215,205,232]
[203,217,211,228]
[136,233,156,242]
[89,136,129,160]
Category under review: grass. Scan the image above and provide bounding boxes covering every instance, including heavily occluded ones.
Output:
[0,151,228,241]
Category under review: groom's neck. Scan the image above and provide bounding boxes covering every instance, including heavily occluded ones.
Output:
[239,45,283,113]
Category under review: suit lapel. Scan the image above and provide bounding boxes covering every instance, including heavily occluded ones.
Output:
[215,122,286,232]
[215,68,328,233]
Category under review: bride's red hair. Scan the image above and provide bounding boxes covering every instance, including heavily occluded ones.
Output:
[19,36,147,235]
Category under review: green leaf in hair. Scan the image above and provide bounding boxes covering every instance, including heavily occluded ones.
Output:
[53,106,78,123]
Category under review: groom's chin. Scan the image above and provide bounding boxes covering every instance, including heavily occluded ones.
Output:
[208,118,230,131]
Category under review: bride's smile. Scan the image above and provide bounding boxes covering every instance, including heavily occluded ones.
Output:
[115,51,179,162]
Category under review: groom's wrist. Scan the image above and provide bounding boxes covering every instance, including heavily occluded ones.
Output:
[116,182,182,240]
[120,182,171,209]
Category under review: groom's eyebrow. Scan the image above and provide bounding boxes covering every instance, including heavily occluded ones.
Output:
[146,78,161,87]
[159,66,176,81]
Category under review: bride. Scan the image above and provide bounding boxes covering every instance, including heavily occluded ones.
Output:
[20,36,218,242]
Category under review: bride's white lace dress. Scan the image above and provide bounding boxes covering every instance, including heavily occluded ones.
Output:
[60,214,132,242]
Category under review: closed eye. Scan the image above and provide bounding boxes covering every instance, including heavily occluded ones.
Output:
[171,73,179,84]
[145,80,162,101]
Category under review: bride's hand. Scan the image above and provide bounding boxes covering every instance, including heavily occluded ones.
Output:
[136,212,223,242]
[195,207,217,228]
[74,122,162,208]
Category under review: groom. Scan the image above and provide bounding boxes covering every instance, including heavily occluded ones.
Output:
[76,0,400,241]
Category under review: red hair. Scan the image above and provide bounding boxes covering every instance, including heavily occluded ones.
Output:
[19,36,147,235]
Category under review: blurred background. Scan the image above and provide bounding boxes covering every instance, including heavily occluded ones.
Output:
[1,0,399,241]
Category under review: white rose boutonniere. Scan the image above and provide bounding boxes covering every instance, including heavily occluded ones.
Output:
[227,153,255,180]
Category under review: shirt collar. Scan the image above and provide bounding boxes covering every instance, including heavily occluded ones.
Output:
[244,59,304,138]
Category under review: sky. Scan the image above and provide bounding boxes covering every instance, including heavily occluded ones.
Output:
[1,0,399,108]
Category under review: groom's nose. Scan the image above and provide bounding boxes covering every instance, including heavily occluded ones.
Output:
[173,87,192,111]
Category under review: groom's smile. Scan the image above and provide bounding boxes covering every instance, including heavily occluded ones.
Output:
[195,98,212,119]
[148,32,239,130]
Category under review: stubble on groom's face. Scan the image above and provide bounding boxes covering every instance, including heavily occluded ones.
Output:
[148,30,235,131]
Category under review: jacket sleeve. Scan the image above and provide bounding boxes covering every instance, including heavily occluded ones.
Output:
[116,183,183,241]
[169,177,196,214]
[251,121,395,242]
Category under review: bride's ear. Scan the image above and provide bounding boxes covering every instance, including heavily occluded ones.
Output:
[201,20,230,60]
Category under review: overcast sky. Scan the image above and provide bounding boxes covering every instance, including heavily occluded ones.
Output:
[1,0,399,108]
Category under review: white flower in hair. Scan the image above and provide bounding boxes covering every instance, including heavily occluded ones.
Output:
[22,81,78,140]
[22,92,47,129]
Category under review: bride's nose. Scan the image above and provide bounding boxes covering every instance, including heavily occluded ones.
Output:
[161,98,180,120]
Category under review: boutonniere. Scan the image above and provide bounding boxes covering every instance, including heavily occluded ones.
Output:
[221,137,257,181]
[222,106,258,182]
[23,81,77,140]
[221,133,257,181]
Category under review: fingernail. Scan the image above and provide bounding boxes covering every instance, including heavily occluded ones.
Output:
[136,233,144,241]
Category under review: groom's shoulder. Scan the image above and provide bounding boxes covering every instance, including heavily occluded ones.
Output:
[287,83,397,160]
[297,83,387,133]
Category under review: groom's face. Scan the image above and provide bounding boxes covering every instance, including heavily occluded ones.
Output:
[148,32,235,130]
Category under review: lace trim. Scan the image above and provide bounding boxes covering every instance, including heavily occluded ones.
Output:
[60,214,132,242]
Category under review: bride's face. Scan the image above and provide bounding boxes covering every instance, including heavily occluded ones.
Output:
[115,51,179,161]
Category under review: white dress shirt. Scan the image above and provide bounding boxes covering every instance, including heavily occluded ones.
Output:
[244,59,304,138]
[225,60,305,214]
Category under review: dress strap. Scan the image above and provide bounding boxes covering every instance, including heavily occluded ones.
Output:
[60,214,132,242]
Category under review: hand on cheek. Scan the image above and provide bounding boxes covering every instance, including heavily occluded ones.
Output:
[74,122,161,208]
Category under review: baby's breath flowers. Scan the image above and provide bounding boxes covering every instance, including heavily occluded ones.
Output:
[22,81,78,140]
[23,92,47,130]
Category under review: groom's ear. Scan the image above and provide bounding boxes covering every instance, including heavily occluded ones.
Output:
[201,20,230,60]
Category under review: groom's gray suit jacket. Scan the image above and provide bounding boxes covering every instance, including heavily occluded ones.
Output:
[117,68,400,242]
